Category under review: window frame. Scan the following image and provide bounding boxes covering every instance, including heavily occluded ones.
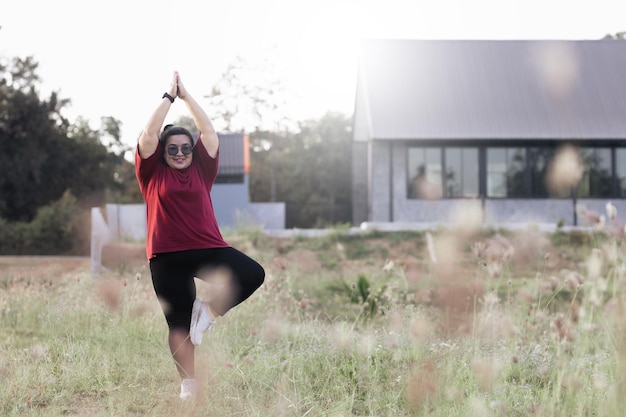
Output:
[407,144,621,200]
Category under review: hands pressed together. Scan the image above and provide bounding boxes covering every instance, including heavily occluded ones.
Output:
[145,70,218,157]
[167,71,189,101]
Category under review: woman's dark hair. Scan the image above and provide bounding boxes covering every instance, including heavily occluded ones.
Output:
[159,125,195,147]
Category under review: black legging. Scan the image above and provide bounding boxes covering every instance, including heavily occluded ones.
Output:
[149,247,265,331]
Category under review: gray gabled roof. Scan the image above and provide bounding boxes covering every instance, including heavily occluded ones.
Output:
[354,39,626,141]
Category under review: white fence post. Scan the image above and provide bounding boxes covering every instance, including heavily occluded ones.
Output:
[90,207,112,276]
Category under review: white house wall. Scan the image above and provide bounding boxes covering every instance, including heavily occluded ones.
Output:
[211,180,250,229]
[246,203,286,230]
[99,174,285,245]
[483,200,573,225]
[352,141,369,225]
[370,141,392,221]
[105,204,146,241]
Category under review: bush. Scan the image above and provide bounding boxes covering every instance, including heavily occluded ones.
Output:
[0,218,26,253]
[0,191,82,255]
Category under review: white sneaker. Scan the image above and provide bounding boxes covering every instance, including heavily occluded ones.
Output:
[190,298,215,346]
[180,378,197,400]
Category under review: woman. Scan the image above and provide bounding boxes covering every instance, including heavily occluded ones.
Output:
[135,71,265,400]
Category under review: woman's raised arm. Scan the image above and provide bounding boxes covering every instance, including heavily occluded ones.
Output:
[137,72,179,159]
[177,75,219,158]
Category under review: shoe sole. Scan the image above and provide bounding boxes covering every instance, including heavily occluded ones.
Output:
[190,300,203,345]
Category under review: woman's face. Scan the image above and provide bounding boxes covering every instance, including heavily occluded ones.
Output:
[164,134,193,170]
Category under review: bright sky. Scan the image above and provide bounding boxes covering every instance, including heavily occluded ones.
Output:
[2,0,625,149]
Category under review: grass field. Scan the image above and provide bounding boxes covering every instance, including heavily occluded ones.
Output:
[2,224,626,416]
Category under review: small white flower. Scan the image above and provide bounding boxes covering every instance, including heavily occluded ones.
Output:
[383,259,395,272]
[606,202,618,220]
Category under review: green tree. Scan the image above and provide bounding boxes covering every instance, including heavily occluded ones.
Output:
[290,112,353,227]
[250,112,352,227]
[0,56,71,221]
[202,54,352,227]
[0,55,141,222]
[65,117,140,205]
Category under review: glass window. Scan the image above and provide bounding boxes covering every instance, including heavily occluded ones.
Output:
[445,148,478,197]
[445,148,462,197]
[617,149,626,197]
[408,147,442,199]
[462,148,479,197]
[507,148,527,197]
[409,145,621,200]
[578,148,612,197]
[529,147,554,197]
[487,148,507,197]
[487,148,526,197]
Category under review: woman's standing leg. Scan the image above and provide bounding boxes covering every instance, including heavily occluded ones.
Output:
[149,254,197,380]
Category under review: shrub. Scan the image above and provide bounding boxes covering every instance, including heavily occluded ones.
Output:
[0,217,26,253]
[0,191,81,255]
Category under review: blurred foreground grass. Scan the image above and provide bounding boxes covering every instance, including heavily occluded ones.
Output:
[2,225,626,416]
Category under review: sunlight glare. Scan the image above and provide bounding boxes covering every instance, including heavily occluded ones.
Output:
[295,4,373,116]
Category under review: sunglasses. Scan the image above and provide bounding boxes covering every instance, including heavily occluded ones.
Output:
[166,144,193,156]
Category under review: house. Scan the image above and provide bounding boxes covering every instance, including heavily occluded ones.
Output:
[352,39,626,228]
[212,132,286,230]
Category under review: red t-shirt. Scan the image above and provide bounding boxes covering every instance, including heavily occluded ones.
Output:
[135,138,229,259]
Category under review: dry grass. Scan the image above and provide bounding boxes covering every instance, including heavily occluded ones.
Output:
[1,221,626,416]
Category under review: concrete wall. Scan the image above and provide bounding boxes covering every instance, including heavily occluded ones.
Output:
[212,175,285,230]
[105,204,146,241]
[247,203,286,230]
[101,176,286,242]
[387,197,626,227]
[484,200,572,225]
[211,178,251,229]
[352,141,369,226]
[370,141,392,222]
[102,201,285,241]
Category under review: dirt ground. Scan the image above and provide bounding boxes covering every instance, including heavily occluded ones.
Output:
[0,256,89,279]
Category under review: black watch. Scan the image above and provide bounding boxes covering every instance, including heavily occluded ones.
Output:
[162,92,175,103]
